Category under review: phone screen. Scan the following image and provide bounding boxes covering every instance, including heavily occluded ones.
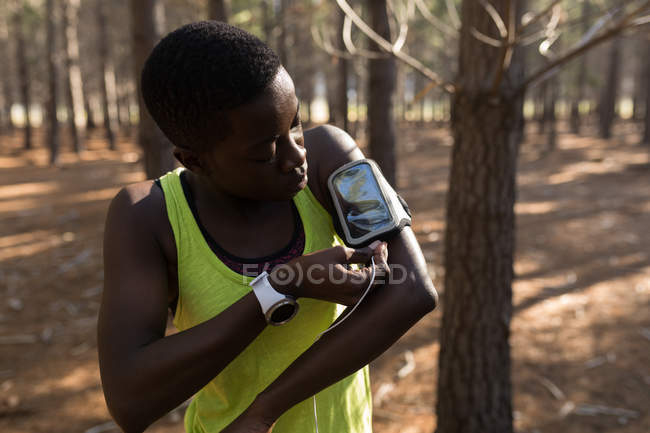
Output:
[332,162,392,239]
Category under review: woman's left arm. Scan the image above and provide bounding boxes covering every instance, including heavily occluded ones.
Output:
[222,125,439,431]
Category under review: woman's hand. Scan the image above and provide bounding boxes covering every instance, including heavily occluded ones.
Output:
[269,240,389,305]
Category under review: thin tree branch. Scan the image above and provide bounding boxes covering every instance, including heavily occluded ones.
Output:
[479,0,508,38]
[413,0,458,38]
[519,0,562,34]
[518,0,650,94]
[631,14,650,25]
[490,0,515,94]
[341,14,387,59]
[310,24,354,59]
[445,0,461,30]
[517,28,550,46]
[392,0,415,53]
[470,27,503,47]
[335,0,456,93]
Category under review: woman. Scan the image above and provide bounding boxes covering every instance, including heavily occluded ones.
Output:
[98,21,437,433]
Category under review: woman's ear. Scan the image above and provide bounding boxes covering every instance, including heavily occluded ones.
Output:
[173,147,204,174]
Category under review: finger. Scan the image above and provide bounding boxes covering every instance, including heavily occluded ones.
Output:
[345,246,373,264]
[373,241,388,263]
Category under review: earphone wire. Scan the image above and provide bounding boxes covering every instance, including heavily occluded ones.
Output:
[312,256,377,433]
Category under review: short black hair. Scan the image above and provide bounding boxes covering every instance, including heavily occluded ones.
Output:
[141,21,281,150]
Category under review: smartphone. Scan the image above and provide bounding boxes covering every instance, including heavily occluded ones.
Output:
[327,159,411,247]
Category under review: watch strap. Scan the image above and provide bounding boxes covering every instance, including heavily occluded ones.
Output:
[249,271,291,316]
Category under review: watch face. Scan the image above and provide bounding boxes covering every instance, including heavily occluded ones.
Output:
[270,302,297,325]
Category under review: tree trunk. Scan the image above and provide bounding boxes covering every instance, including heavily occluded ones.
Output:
[598,37,621,139]
[0,15,13,134]
[436,2,521,433]
[261,0,273,45]
[207,0,230,22]
[367,0,396,186]
[336,7,349,132]
[643,44,650,145]
[97,0,117,149]
[545,78,557,152]
[570,0,590,135]
[537,81,547,134]
[14,7,32,149]
[632,37,645,122]
[277,0,290,70]
[131,0,175,179]
[46,0,60,164]
[84,93,97,130]
[61,0,84,153]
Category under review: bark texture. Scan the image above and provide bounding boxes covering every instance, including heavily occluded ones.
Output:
[98,0,118,149]
[436,1,520,432]
[570,0,590,135]
[0,16,13,133]
[336,7,349,132]
[598,37,621,139]
[61,0,84,153]
[14,7,32,149]
[367,0,396,186]
[643,44,650,149]
[130,0,175,179]
[208,0,230,22]
[46,0,60,165]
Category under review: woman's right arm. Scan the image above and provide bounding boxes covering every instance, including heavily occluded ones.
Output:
[98,184,381,433]
[98,185,268,433]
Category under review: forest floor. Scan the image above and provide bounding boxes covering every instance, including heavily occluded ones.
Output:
[0,122,649,433]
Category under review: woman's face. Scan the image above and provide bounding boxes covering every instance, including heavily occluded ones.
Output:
[199,67,307,201]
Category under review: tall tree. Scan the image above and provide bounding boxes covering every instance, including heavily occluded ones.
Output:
[367,0,396,186]
[598,37,621,139]
[61,0,84,153]
[336,7,349,131]
[98,0,118,149]
[262,0,273,44]
[436,1,523,432]
[130,0,175,178]
[46,0,60,164]
[14,4,32,149]
[0,13,13,135]
[642,44,650,148]
[633,37,647,121]
[570,0,590,134]
[277,0,290,69]
[208,0,230,22]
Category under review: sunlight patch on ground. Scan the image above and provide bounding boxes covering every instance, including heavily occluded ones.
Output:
[515,200,558,215]
[0,187,119,216]
[0,181,58,200]
[0,232,66,262]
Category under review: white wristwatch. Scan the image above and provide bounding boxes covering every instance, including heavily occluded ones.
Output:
[249,271,299,326]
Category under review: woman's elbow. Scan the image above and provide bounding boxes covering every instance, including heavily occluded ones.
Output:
[106,398,151,433]
[410,277,439,315]
[103,382,154,433]
[385,270,438,316]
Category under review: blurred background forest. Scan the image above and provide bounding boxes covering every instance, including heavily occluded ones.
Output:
[0,0,649,432]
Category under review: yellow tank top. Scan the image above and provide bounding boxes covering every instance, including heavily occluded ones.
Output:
[159,168,372,433]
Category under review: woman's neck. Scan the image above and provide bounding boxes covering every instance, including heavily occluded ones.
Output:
[186,170,283,222]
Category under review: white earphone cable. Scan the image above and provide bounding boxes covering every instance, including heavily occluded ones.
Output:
[312,256,377,433]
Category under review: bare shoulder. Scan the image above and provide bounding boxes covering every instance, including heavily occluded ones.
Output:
[304,125,365,215]
[105,179,175,265]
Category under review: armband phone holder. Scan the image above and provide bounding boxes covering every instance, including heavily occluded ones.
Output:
[327,159,411,248]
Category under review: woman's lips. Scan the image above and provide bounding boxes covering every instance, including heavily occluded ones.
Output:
[290,173,308,191]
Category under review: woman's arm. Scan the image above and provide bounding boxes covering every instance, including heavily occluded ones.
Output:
[226,226,437,431]
[98,184,269,432]
[223,125,439,430]
[98,181,385,433]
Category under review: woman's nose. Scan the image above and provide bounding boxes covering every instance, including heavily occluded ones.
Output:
[280,134,306,173]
